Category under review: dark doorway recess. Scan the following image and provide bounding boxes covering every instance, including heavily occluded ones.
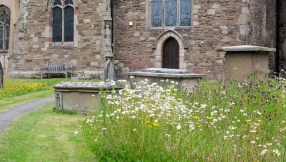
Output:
[163,37,179,69]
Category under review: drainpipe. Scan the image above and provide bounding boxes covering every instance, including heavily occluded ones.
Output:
[276,0,280,76]
[111,0,114,52]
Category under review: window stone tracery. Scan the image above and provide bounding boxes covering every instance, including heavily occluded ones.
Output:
[51,0,74,42]
[0,8,10,51]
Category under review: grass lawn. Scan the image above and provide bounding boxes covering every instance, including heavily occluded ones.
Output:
[0,78,99,112]
[0,78,67,113]
[0,102,96,161]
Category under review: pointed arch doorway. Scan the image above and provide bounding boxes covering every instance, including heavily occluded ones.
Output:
[163,37,179,69]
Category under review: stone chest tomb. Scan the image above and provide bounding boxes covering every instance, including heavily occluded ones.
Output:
[54,82,121,112]
[216,45,276,85]
[128,68,204,93]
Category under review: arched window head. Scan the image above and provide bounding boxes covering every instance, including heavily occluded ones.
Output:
[54,0,61,6]
[65,0,73,5]
[0,11,9,24]
[52,0,74,42]
[0,9,10,51]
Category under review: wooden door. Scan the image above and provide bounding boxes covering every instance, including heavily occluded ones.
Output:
[163,37,179,69]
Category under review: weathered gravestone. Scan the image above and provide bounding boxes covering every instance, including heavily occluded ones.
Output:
[54,82,122,112]
[0,62,3,89]
[128,68,205,93]
[216,45,276,86]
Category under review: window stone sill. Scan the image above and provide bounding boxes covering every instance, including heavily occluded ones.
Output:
[0,51,8,54]
[49,42,74,47]
[148,26,192,30]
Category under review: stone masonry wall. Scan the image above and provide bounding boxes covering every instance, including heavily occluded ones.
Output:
[114,0,276,80]
[248,0,276,72]
[8,0,110,78]
[114,0,251,80]
[279,0,286,71]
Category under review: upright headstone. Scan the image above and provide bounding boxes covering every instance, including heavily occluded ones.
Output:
[0,61,3,89]
[104,56,117,82]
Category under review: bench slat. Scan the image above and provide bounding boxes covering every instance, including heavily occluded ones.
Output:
[41,62,73,79]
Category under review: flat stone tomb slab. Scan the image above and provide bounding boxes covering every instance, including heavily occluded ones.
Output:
[128,68,205,93]
[54,82,121,112]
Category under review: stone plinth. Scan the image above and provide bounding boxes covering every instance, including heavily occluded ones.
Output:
[216,45,276,85]
[54,82,121,112]
[128,68,205,93]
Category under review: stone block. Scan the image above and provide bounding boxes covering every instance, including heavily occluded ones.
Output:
[237,14,248,24]
[91,62,99,66]
[84,19,91,23]
[242,7,249,14]
[240,24,249,35]
[193,21,199,25]
[134,32,140,37]
[32,45,39,48]
[207,9,215,15]
[41,48,47,51]
[33,37,38,42]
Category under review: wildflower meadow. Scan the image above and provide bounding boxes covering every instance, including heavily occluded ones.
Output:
[0,79,49,98]
[81,77,286,161]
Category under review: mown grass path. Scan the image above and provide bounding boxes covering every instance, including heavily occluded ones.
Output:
[0,97,54,132]
[0,89,54,113]
[0,102,96,161]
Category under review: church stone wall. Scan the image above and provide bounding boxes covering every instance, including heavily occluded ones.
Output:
[8,0,109,78]
[248,0,276,72]
[114,0,251,80]
[279,0,286,71]
[114,0,276,80]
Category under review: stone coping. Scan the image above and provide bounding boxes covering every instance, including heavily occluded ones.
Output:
[54,82,118,90]
[216,45,276,52]
[128,68,205,78]
[140,68,189,74]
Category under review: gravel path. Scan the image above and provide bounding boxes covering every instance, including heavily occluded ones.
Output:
[0,97,54,132]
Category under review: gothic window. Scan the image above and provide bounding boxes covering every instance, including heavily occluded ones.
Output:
[52,0,74,42]
[0,11,9,51]
[150,0,192,28]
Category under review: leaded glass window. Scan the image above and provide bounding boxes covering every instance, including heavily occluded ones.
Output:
[0,26,3,50]
[151,0,163,27]
[53,7,62,42]
[165,0,177,26]
[0,10,10,51]
[52,0,74,42]
[5,25,9,50]
[150,0,192,27]
[64,6,74,42]
[180,0,191,26]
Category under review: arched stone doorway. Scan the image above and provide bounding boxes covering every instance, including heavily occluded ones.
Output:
[153,30,187,69]
[163,37,179,69]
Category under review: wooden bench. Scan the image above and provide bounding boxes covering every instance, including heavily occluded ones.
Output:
[40,62,73,79]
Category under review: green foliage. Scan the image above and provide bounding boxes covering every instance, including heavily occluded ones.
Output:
[53,107,77,115]
[82,78,286,161]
